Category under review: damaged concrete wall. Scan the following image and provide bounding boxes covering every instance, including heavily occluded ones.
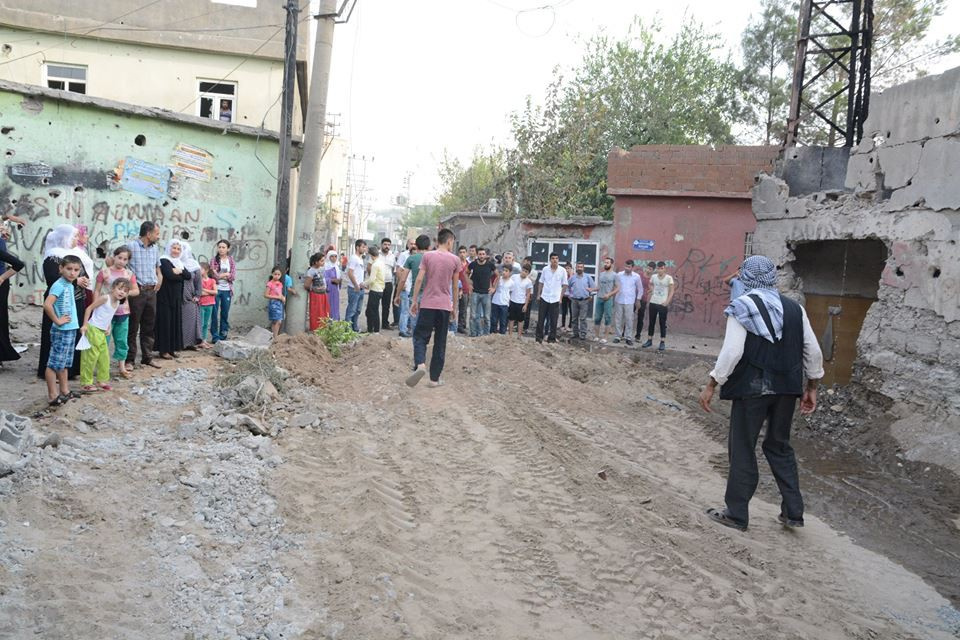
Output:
[0,84,279,329]
[751,66,960,420]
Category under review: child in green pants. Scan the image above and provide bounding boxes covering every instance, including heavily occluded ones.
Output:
[80,279,130,391]
[95,246,139,378]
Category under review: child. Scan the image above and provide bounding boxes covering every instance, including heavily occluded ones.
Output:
[264,266,286,337]
[211,239,235,343]
[304,252,329,331]
[95,246,140,378]
[199,262,217,348]
[508,265,534,339]
[43,255,82,406]
[81,278,130,391]
[490,265,512,335]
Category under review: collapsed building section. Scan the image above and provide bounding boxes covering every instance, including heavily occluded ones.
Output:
[752,66,960,472]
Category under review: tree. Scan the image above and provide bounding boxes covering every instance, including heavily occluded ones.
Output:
[740,0,798,145]
[435,148,512,217]
[506,18,743,219]
[871,0,960,88]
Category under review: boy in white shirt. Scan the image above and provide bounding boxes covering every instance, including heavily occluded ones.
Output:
[643,261,676,352]
[508,265,534,339]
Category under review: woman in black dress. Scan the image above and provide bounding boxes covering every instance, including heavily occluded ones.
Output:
[36,224,93,379]
[0,214,27,368]
[155,239,191,359]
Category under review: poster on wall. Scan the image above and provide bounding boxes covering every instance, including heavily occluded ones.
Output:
[171,143,214,182]
[633,239,655,252]
[119,157,171,199]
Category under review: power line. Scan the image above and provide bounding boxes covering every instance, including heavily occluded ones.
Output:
[0,0,165,66]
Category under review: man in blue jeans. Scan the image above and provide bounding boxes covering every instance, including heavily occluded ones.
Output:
[394,235,430,338]
[344,238,367,332]
[467,247,497,336]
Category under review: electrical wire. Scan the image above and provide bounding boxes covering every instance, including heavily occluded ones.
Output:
[0,0,165,66]
[175,0,312,115]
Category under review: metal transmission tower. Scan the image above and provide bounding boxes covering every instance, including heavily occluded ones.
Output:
[785,0,873,147]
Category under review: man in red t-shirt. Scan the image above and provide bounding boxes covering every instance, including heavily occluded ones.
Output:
[407,228,461,387]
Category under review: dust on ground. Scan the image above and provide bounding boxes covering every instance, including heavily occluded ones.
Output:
[1,329,959,639]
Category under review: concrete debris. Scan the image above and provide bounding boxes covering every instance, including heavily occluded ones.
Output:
[213,327,274,361]
[0,411,33,475]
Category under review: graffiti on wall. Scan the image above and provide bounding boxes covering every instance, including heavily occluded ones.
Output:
[668,247,739,329]
[1,187,269,312]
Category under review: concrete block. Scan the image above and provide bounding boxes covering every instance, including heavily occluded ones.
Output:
[878,327,909,350]
[905,333,940,359]
[752,175,788,219]
[780,146,850,196]
[213,340,268,361]
[862,66,960,145]
[891,138,960,211]
[844,152,879,192]
[245,326,274,346]
[877,143,922,189]
[0,411,33,475]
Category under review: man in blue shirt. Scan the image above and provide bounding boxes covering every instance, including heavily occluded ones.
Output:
[566,262,595,340]
[125,221,162,369]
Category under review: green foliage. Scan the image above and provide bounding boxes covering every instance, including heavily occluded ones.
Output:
[314,320,361,357]
[739,0,798,145]
[436,149,511,218]
[872,0,960,88]
[404,204,440,228]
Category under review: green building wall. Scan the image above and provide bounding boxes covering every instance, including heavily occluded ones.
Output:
[0,87,280,329]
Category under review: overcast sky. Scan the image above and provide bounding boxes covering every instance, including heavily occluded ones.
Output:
[321,0,960,210]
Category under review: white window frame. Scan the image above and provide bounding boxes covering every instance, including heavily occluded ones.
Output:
[44,62,87,94]
[196,79,238,123]
[527,238,600,276]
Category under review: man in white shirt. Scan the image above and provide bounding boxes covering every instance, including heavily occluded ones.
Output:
[344,239,367,332]
[699,255,824,533]
[535,252,568,344]
[612,260,644,346]
[379,238,398,330]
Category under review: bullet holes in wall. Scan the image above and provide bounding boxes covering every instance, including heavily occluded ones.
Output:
[135,134,146,146]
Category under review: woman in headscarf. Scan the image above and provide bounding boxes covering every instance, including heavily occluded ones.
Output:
[37,224,94,379]
[154,238,191,360]
[0,214,27,368]
[324,250,342,322]
[179,241,203,350]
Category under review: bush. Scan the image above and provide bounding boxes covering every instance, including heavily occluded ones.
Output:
[314,320,361,357]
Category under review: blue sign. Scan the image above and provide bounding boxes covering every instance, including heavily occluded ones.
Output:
[120,157,170,199]
[632,239,655,252]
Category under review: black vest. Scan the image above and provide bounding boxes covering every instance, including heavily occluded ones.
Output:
[720,294,805,400]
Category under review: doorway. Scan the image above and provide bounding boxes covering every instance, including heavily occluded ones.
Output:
[792,239,888,385]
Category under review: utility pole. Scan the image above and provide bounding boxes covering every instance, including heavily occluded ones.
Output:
[273,0,299,269]
[286,0,339,334]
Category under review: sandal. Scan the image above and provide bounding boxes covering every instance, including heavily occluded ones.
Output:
[48,394,68,407]
[705,507,747,531]
[82,385,100,393]
[99,383,113,391]
[405,368,426,388]
[119,369,132,379]
[66,390,83,400]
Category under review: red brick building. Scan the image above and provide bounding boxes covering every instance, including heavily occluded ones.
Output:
[608,145,779,337]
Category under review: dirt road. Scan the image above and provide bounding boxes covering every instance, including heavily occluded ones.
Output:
[1,332,958,639]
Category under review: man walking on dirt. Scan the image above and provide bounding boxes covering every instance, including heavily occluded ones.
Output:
[407,228,461,388]
[699,255,824,532]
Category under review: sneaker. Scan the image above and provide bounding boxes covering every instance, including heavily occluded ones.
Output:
[599,338,607,344]
[658,341,666,352]
[626,340,634,346]
[612,337,621,344]
[778,513,804,528]
[641,339,653,348]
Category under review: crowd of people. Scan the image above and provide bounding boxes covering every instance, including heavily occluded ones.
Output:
[1,217,823,533]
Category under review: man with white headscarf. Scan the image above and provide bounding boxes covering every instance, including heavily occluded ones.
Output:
[699,255,824,532]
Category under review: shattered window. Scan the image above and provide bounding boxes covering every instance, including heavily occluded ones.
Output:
[46,63,86,94]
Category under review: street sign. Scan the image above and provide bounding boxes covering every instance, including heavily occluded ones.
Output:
[632,239,655,252]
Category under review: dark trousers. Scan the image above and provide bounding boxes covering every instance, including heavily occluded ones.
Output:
[560,297,571,327]
[490,303,508,334]
[127,288,157,364]
[381,281,394,328]
[647,303,668,339]
[535,301,560,342]
[635,300,648,339]
[413,308,450,382]
[457,293,467,332]
[725,395,804,527]
[366,290,382,333]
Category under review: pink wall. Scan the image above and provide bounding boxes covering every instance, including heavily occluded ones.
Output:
[613,196,755,337]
